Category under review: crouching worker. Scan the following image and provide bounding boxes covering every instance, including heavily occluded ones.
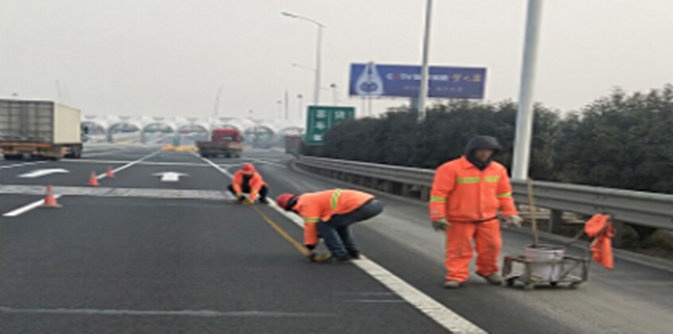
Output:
[227,163,269,204]
[275,189,384,263]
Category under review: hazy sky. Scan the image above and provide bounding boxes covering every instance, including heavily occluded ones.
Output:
[1,0,671,121]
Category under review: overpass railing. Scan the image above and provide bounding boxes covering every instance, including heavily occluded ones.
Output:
[296,155,673,231]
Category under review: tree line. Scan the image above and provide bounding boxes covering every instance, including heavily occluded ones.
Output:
[303,85,673,194]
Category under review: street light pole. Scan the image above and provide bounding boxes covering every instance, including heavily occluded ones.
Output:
[417,0,433,123]
[284,90,289,120]
[330,83,338,105]
[282,12,325,106]
[297,94,303,120]
[512,0,544,181]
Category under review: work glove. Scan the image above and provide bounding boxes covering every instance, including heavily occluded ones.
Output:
[236,193,245,203]
[431,218,450,231]
[503,215,523,228]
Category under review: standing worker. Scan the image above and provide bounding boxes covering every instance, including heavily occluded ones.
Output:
[275,189,384,262]
[228,163,269,204]
[429,135,523,288]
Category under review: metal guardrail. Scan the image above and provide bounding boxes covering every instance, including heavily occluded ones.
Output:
[297,156,673,230]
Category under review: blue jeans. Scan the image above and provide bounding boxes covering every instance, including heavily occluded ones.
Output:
[316,199,384,257]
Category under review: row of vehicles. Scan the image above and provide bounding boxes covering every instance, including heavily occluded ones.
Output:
[1,99,305,160]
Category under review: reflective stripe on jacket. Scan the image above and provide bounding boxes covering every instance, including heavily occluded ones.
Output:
[429,156,517,222]
[295,189,374,245]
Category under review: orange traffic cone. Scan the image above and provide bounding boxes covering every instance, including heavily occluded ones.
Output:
[89,171,100,186]
[106,166,115,178]
[43,185,60,208]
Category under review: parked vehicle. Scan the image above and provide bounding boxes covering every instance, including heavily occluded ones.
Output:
[0,99,83,160]
[196,128,244,158]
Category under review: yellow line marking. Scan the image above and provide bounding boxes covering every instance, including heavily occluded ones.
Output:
[249,205,310,256]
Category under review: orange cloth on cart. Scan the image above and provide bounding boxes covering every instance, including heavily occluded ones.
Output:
[584,214,615,270]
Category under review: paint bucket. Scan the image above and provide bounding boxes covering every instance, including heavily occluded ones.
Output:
[524,244,565,282]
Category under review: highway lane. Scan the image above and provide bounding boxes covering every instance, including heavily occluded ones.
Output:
[0,147,449,333]
[1,145,671,333]
[213,149,673,334]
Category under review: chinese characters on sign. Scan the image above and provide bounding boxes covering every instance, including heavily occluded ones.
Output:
[305,106,356,145]
[349,63,486,99]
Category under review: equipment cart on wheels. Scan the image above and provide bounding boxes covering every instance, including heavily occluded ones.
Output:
[502,248,589,290]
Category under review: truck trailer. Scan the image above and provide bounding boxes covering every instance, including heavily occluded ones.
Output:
[0,99,83,160]
[196,128,244,158]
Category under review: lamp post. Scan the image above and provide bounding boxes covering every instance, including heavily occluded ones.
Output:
[276,100,283,119]
[512,0,544,181]
[282,12,325,106]
[417,0,433,122]
[330,83,338,105]
[297,94,304,120]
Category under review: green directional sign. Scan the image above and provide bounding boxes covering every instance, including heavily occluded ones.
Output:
[305,106,356,145]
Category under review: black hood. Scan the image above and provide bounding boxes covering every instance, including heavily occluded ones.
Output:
[464,135,502,170]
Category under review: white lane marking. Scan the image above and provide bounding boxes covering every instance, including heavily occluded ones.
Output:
[153,172,188,182]
[0,306,331,318]
[96,150,161,180]
[2,150,162,217]
[0,161,48,169]
[3,195,62,217]
[0,185,234,201]
[195,153,235,178]
[18,168,69,178]
[199,153,487,334]
[63,159,212,167]
[266,200,487,334]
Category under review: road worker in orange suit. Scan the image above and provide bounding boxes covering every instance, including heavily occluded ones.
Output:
[429,135,523,288]
[227,163,269,204]
[276,189,384,262]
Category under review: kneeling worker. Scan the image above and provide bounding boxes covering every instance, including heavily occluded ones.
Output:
[275,189,384,262]
[228,163,269,204]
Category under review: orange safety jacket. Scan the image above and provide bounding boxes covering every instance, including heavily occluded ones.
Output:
[294,189,374,246]
[231,171,266,201]
[585,214,615,269]
[429,156,517,222]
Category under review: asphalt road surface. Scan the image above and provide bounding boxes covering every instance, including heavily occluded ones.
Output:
[0,144,671,333]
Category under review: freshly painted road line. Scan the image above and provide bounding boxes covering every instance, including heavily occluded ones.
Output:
[18,168,69,178]
[3,195,62,217]
[2,150,162,217]
[153,172,188,182]
[0,161,48,169]
[63,159,212,167]
[0,185,234,201]
[96,150,161,180]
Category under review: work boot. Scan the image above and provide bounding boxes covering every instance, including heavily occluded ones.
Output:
[334,254,352,263]
[347,250,361,260]
[258,197,269,204]
[443,280,461,289]
[478,272,503,285]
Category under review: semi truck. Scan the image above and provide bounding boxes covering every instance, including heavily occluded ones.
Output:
[0,99,83,160]
[196,128,243,158]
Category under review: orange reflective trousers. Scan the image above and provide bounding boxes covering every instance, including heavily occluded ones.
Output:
[444,219,502,282]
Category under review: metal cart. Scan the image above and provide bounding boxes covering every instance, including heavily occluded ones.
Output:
[502,251,589,290]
